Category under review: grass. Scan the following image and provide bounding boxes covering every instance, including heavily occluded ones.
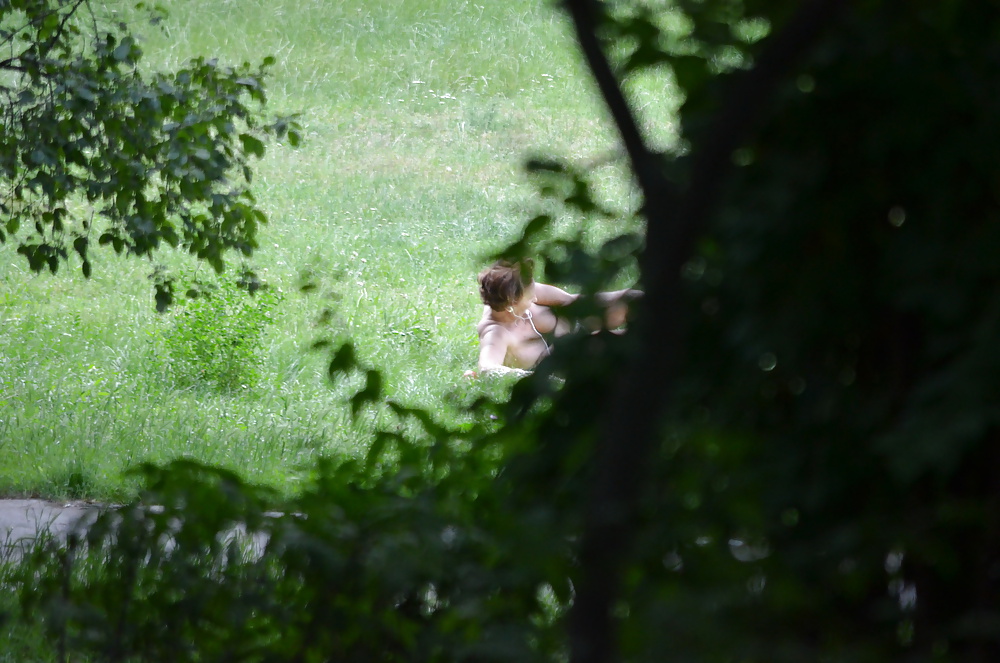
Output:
[0,0,671,502]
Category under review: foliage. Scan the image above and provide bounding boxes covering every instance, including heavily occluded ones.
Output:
[158,272,282,392]
[8,0,1000,662]
[0,0,300,309]
[12,439,571,662]
[549,1,1000,661]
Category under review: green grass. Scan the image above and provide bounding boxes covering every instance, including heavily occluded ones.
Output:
[0,0,671,501]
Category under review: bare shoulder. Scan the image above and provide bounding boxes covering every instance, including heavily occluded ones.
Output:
[476,309,508,340]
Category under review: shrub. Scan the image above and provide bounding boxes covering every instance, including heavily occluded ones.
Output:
[160,276,281,392]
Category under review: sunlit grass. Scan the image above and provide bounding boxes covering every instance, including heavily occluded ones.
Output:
[0,0,666,500]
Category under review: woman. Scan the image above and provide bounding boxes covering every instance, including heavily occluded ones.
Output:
[468,260,640,377]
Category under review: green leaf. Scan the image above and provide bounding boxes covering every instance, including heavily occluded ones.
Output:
[38,13,59,40]
[154,282,173,313]
[75,85,96,102]
[520,214,552,243]
[73,236,88,259]
[114,41,133,61]
[239,133,265,158]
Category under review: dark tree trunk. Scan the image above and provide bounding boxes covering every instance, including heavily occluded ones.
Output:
[561,1,847,661]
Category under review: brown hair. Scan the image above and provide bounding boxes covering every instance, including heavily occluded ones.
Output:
[478,259,534,311]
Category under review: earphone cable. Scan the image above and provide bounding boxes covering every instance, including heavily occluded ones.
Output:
[514,309,550,356]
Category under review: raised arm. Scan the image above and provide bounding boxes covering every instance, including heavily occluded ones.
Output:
[533,283,579,307]
[534,281,642,330]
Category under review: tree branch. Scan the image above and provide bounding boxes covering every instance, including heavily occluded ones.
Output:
[0,0,89,72]
[35,0,89,61]
[562,0,669,211]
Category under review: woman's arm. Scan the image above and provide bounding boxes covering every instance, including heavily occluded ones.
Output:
[536,282,642,330]
[533,283,579,307]
[476,327,533,377]
[595,288,643,329]
[478,327,510,372]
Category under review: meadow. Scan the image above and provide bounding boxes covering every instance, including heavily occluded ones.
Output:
[0,0,674,501]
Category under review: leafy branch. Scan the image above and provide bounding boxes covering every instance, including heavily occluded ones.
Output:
[0,0,301,308]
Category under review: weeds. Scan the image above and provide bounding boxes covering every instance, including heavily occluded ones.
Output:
[159,276,282,392]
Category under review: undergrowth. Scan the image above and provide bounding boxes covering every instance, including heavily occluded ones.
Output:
[158,274,283,392]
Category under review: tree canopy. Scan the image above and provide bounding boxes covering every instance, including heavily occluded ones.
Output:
[0,0,298,309]
[8,0,1000,662]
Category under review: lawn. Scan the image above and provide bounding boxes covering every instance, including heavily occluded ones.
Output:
[0,0,670,501]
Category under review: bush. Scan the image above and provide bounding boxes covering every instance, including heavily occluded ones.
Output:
[160,276,281,392]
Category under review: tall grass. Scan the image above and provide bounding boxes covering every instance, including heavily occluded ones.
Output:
[0,0,669,501]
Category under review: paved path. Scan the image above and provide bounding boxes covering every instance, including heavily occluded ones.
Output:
[0,499,103,559]
[1,500,277,562]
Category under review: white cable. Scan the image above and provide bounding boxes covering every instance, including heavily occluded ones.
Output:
[513,309,551,356]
